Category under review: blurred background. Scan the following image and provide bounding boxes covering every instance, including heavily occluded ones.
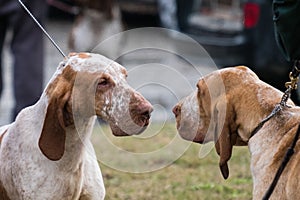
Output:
[0,1,293,199]
[0,0,297,124]
[117,0,296,99]
[52,0,298,102]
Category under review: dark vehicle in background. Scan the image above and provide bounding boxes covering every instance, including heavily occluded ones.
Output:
[180,0,290,77]
[119,0,297,102]
[119,0,160,27]
[120,0,288,68]
[182,0,297,101]
[182,0,284,68]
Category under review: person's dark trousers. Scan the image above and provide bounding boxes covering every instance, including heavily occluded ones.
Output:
[0,18,5,98]
[0,0,47,120]
[176,0,194,31]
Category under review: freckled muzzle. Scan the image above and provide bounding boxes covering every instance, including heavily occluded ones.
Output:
[129,92,153,127]
[108,88,153,136]
[172,91,203,142]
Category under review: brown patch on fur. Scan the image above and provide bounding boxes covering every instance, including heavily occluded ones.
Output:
[67,52,91,59]
[197,77,237,179]
[179,67,260,179]
[0,130,7,145]
[0,132,9,199]
[68,52,78,57]
[78,53,91,59]
[73,71,111,119]
[271,122,299,165]
[0,180,11,200]
[45,65,77,98]
[121,67,127,77]
[39,66,76,160]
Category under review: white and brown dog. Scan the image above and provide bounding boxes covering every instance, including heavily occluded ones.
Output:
[69,0,123,56]
[173,66,300,199]
[0,52,152,200]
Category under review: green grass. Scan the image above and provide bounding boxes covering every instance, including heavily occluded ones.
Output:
[91,123,252,200]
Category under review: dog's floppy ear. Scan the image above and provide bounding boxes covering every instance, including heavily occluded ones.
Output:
[213,99,237,179]
[39,90,71,161]
[197,72,237,179]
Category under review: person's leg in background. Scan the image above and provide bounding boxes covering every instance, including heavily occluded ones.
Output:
[10,0,47,119]
[0,15,9,100]
[157,0,179,30]
[176,0,194,31]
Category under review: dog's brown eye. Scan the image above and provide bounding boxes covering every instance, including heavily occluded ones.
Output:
[98,79,108,86]
[97,78,110,90]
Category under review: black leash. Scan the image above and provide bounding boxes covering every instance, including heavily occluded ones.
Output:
[250,62,300,138]
[250,104,282,138]
[262,124,300,200]
[251,61,300,200]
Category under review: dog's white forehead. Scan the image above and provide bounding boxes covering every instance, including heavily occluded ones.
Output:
[63,53,126,81]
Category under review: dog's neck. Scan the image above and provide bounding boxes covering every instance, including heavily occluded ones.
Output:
[233,84,288,143]
[248,107,300,194]
[59,116,96,170]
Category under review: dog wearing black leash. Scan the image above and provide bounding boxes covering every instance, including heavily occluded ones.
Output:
[173,66,300,199]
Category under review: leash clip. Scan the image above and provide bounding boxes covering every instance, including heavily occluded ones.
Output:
[285,72,299,90]
[285,61,300,90]
[281,60,300,107]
